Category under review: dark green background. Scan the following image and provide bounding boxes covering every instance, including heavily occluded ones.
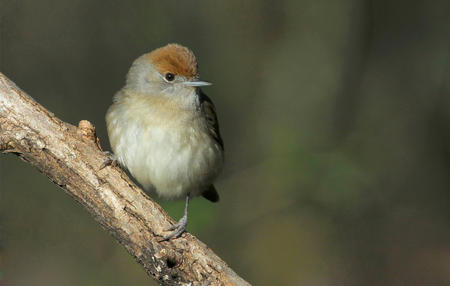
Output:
[1,1,449,285]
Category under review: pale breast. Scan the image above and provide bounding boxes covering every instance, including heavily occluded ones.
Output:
[106,93,223,200]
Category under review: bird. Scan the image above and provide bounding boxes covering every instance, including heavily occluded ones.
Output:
[105,44,224,240]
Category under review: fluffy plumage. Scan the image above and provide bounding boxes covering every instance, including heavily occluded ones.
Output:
[106,44,223,202]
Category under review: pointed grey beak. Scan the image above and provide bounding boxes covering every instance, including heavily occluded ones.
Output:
[184,80,212,87]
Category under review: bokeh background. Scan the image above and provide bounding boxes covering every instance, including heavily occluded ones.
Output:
[1,0,449,285]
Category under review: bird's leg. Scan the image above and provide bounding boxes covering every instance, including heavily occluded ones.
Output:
[161,193,190,241]
[100,151,118,170]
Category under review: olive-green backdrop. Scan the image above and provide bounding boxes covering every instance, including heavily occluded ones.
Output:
[1,1,449,285]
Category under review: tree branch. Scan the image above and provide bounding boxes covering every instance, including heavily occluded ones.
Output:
[0,72,250,286]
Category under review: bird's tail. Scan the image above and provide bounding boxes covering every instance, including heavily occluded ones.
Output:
[202,185,220,202]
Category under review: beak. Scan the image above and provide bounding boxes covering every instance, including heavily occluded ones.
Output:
[184,80,212,87]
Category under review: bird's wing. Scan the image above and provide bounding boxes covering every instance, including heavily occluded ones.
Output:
[198,89,224,150]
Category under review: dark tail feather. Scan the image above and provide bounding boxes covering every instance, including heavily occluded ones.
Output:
[202,185,220,203]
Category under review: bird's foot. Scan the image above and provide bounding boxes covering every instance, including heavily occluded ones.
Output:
[100,151,118,170]
[160,215,188,241]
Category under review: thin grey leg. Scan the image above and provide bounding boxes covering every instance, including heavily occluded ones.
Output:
[161,193,190,241]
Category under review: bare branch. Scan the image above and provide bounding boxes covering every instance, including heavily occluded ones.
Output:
[0,72,250,286]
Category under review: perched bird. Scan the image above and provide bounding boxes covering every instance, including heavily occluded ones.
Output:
[105,44,224,240]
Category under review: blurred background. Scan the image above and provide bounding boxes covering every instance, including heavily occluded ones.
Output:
[0,0,449,285]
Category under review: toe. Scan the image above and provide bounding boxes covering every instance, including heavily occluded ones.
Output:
[160,224,187,241]
[100,152,117,170]
[161,228,185,241]
[164,224,179,232]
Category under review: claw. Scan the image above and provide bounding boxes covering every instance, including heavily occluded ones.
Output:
[159,194,190,242]
[160,217,187,241]
[100,151,118,170]
[165,219,184,232]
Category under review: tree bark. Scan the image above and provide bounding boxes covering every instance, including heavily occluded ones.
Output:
[0,72,250,286]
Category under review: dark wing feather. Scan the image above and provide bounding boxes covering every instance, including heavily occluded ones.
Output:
[198,89,224,150]
[202,185,220,202]
[198,89,223,203]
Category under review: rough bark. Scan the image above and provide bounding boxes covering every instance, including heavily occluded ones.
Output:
[0,72,250,286]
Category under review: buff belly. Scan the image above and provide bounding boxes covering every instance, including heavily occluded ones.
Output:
[106,102,223,200]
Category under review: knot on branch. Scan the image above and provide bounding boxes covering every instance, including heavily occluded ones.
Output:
[155,248,183,269]
[77,120,102,150]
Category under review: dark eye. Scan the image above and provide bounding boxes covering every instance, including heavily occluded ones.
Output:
[165,73,175,82]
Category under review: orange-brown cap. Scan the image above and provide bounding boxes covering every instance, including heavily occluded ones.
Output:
[147,44,198,78]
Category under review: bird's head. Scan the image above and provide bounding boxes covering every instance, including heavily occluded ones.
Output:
[125,44,211,96]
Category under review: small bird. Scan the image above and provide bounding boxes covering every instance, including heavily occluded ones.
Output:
[105,44,224,240]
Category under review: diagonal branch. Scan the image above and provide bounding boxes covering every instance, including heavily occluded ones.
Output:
[0,72,250,286]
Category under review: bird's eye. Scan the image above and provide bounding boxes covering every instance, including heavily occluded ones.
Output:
[165,73,175,82]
